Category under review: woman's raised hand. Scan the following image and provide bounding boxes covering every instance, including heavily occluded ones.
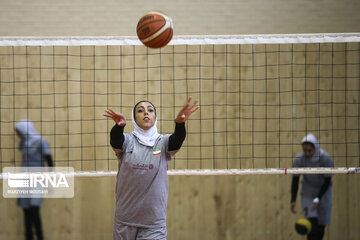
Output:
[104,108,127,127]
[175,96,200,124]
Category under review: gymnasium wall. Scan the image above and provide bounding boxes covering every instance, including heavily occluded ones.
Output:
[0,0,359,36]
[0,0,359,240]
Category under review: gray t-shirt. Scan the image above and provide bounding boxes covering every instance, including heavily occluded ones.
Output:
[293,149,334,225]
[113,133,174,228]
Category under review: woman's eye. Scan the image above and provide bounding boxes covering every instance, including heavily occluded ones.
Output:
[137,109,143,113]
[149,109,154,112]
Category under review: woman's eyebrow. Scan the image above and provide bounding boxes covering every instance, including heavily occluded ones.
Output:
[136,105,154,110]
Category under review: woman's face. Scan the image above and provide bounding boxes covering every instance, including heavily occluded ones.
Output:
[134,102,156,130]
[15,129,24,140]
[302,143,315,158]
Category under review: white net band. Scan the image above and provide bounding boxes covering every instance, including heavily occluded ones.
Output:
[0,33,359,46]
[0,168,359,179]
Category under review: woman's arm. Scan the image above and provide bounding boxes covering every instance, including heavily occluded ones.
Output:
[291,176,300,202]
[168,97,199,151]
[317,177,331,199]
[168,122,186,151]
[290,175,300,214]
[44,154,54,167]
[104,108,127,150]
[110,124,125,149]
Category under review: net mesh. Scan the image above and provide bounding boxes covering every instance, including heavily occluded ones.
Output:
[0,34,359,174]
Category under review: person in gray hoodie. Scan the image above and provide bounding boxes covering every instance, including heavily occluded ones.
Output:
[290,133,334,240]
[15,120,53,240]
[104,96,199,240]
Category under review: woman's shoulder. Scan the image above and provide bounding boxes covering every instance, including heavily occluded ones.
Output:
[159,134,171,142]
[319,149,334,166]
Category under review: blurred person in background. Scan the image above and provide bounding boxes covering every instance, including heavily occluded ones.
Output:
[15,120,53,240]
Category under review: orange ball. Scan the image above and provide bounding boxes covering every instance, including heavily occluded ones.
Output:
[136,11,173,48]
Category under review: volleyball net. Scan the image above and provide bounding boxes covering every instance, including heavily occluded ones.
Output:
[0,33,359,177]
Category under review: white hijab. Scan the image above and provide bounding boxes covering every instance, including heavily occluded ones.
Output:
[301,133,324,163]
[131,105,160,147]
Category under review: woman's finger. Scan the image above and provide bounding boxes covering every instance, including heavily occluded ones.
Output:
[190,106,200,113]
[104,111,113,116]
[105,108,116,114]
[187,96,192,104]
[181,102,190,112]
[107,108,118,116]
[181,96,192,111]
[189,99,199,110]
[181,97,196,112]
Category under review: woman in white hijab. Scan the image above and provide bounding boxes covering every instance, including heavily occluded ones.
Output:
[290,133,334,240]
[104,96,199,240]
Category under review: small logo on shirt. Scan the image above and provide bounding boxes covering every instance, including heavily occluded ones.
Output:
[132,163,154,170]
[153,149,161,156]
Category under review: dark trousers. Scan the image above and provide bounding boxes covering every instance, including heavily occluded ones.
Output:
[307,218,325,240]
[23,207,43,240]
